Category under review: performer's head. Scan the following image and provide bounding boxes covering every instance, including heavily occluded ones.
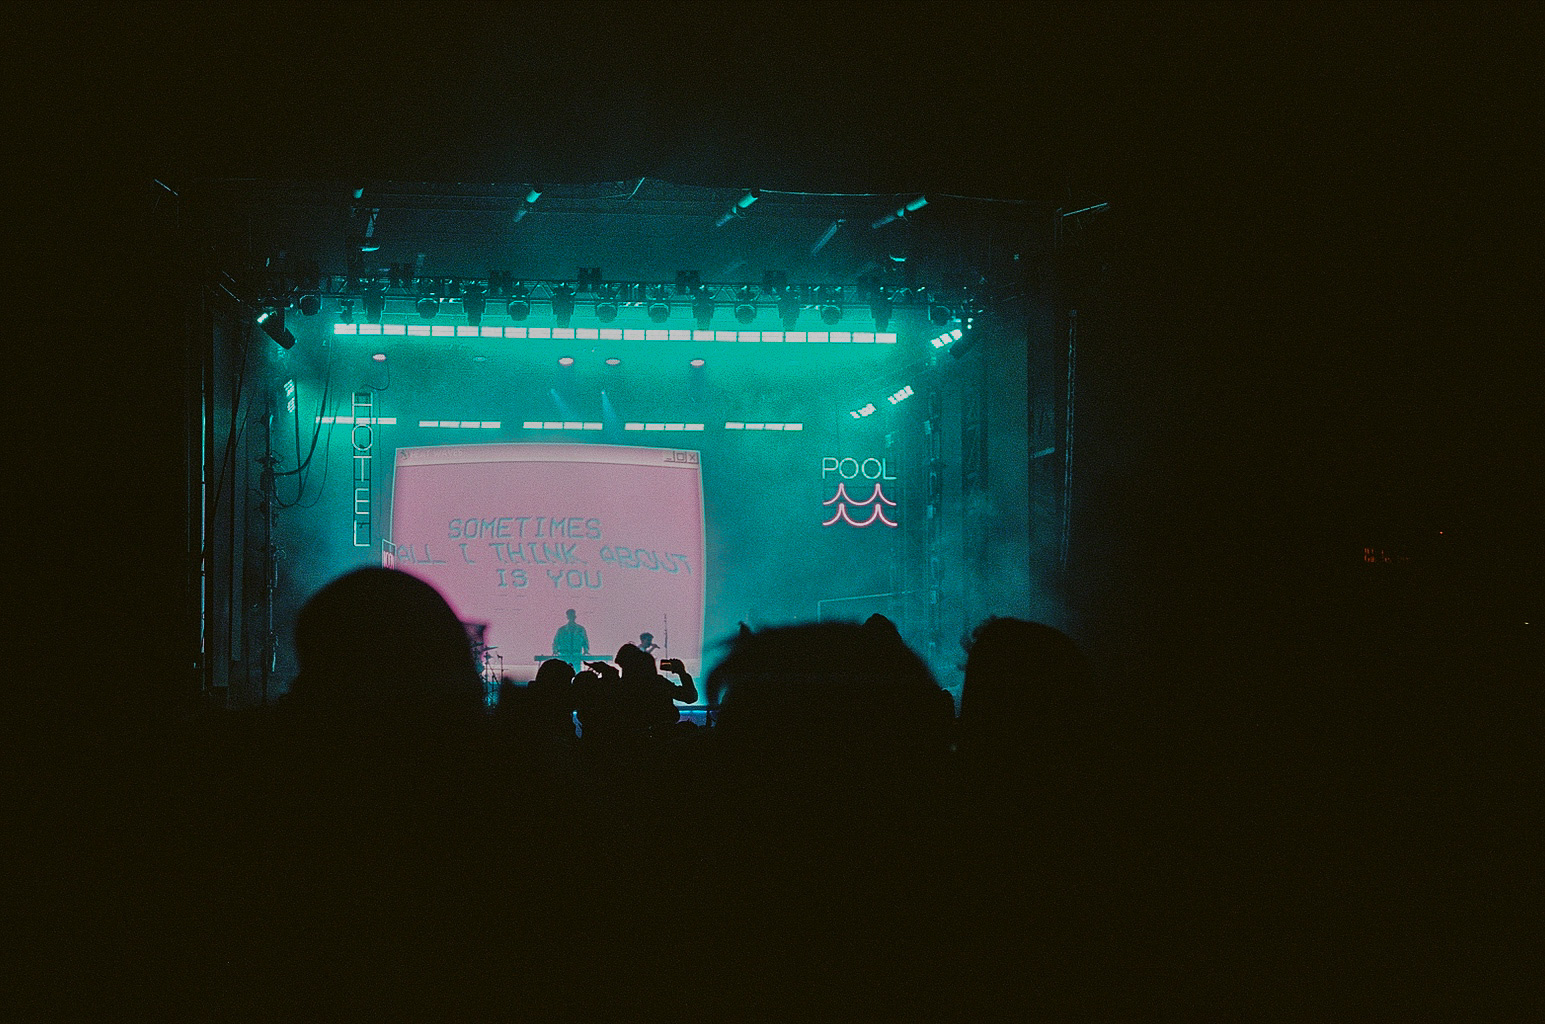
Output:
[566,608,577,623]
[640,632,654,646]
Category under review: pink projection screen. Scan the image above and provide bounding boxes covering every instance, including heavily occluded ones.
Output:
[387,443,705,683]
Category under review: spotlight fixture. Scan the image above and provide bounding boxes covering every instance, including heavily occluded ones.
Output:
[513,187,542,224]
[461,284,487,326]
[416,296,440,318]
[714,189,760,228]
[778,291,801,330]
[595,283,620,323]
[949,310,982,360]
[297,293,321,317]
[734,286,757,325]
[818,285,842,325]
[871,195,928,230]
[689,358,705,368]
[557,356,574,367]
[363,282,386,324]
[692,286,715,330]
[508,283,531,321]
[929,302,954,326]
[551,284,576,328]
[372,352,386,362]
[256,309,295,350]
[869,288,892,333]
[604,357,622,366]
[647,284,670,323]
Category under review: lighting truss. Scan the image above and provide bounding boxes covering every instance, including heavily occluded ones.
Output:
[334,324,898,343]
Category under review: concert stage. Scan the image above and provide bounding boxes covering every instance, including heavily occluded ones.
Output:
[190,179,1071,707]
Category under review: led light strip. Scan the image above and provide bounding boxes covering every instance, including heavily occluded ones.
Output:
[334,324,896,344]
[311,415,806,432]
[416,420,503,428]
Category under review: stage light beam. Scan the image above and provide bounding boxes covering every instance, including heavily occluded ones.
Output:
[811,219,843,255]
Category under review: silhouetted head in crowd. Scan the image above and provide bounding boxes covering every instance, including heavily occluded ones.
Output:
[532,656,575,692]
[864,612,902,641]
[506,657,576,742]
[290,567,482,720]
[710,622,952,763]
[614,642,655,681]
[957,617,1095,769]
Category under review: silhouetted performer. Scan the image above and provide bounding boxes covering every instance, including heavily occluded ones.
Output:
[638,632,659,654]
[552,608,589,671]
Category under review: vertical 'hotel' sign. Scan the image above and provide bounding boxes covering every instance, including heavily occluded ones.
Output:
[352,390,373,547]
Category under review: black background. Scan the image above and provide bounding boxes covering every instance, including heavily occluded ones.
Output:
[7,3,1539,1011]
[10,3,1537,695]
[23,3,1530,695]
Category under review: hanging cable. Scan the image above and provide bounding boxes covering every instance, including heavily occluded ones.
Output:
[293,416,339,510]
[208,317,255,525]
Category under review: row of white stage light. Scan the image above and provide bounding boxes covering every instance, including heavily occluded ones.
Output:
[316,416,805,431]
[333,323,897,344]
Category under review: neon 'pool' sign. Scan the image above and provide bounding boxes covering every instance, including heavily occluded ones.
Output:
[821,457,896,481]
[821,456,898,528]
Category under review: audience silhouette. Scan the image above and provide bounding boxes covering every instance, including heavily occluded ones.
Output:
[287,566,485,730]
[30,558,1525,1017]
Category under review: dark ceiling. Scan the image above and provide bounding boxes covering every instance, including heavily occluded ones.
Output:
[15,3,1540,684]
